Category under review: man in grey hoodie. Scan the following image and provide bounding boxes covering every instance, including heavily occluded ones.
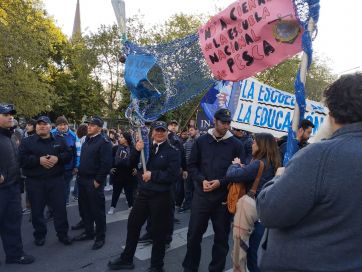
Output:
[257,73,362,272]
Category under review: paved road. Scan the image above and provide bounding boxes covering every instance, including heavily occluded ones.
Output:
[1,191,234,272]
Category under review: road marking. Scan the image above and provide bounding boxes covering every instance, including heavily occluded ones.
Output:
[130,223,215,261]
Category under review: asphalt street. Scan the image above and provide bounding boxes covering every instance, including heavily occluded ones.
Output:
[1,190,234,272]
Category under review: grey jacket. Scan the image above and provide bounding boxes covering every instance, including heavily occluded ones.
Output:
[257,122,362,272]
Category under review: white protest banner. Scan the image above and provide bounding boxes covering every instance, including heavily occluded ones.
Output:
[231,78,327,137]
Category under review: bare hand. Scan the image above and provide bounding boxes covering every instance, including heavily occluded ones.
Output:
[72,168,78,175]
[94,180,100,188]
[135,140,144,151]
[142,171,152,182]
[182,171,188,180]
[275,167,285,177]
[40,156,55,169]
[232,157,241,165]
[203,180,210,192]
[0,175,4,184]
[132,168,137,176]
[205,180,220,192]
[48,155,58,165]
[110,168,117,175]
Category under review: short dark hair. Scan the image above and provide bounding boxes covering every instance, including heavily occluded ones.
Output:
[299,119,314,130]
[324,73,362,124]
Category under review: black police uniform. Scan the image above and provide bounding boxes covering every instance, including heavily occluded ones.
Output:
[109,138,181,270]
[77,133,112,242]
[19,133,72,242]
[0,126,25,260]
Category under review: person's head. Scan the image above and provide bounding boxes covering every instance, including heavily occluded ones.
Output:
[26,119,36,133]
[252,133,281,173]
[180,129,188,140]
[324,73,362,128]
[36,116,52,138]
[119,132,133,146]
[231,127,247,138]
[76,124,88,138]
[213,108,232,137]
[0,104,16,129]
[55,116,69,133]
[168,120,179,134]
[151,121,168,143]
[86,116,104,137]
[297,119,315,143]
[188,126,198,138]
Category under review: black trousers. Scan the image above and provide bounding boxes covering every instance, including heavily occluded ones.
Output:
[111,174,136,208]
[183,194,231,272]
[78,176,106,241]
[26,175,69,239]
[0,184,24,259]
[121,190,173,269]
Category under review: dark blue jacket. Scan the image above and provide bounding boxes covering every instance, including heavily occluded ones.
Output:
[168,132,187,171]
[226,158,275,196]
[19,134,72,178]
[78,134,113,184]
[133,140,181,192]
[0,127,20,188]
[188,129,244,203]
[235,134,253,164]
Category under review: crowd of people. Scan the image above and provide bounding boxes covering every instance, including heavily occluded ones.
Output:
[1,73,362,271]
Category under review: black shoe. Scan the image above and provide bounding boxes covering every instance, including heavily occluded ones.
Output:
[71,220,85,230]
[178,207,190,213]
[146,267,165,272]
[92,239,105,250]
[108,257,135,270]
[58,235,73,245]
[6,254,35,265]
[73,233,94,241]
[138,232,152,244]
[34,237,45,246]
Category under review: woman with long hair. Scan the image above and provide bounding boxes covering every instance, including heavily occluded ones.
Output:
[226,132,281,272]
[108,132,137,214]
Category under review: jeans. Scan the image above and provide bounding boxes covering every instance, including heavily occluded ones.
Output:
[247,221,265,272]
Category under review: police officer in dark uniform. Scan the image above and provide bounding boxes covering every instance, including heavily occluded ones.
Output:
[108,121,181,272]
[0,104,34,265]
[74,117,112,250]
[19,116,73,246]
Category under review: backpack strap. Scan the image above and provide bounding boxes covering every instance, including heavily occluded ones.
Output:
[248,160,265,198]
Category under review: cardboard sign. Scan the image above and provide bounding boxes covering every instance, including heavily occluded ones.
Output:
[199,0,303,81]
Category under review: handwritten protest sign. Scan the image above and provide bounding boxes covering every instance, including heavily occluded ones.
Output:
[198,0,303,81]
[201,78,327,138]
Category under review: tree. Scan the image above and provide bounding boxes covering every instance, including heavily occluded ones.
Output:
[0,0,66,116]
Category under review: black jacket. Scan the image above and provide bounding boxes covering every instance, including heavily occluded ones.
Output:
[133,141,181,192]
[78,134,113,184]
[168,132,186,171]
[19,134,72,178]
[188,129,244,203]
[112,144,136,177]
[0,127,20,189]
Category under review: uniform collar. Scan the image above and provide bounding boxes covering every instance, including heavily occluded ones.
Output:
[0,127,12,138]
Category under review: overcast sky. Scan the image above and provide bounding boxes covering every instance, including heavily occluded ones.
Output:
[43,0,361,75]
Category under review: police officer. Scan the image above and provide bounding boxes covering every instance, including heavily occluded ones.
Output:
[74,117,112,250]
[108,121,181,272]
[183,109,245,272]
[19,116,73,246]
[0,104,34,265]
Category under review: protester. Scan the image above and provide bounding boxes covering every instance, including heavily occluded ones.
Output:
[226,133,280,272]
[24,119,36,138]
[0,104,35,265]
[71,123,88,231]
[257,73,362,271]
[108,121,180,271]
[279,119,314,164]
[52,116,80,205]
[178,126,198,213]
[183,108,245,272]
[108,132,137,214]
[19,116,73,246]
[232,127,253,163]
[74,117,112,250]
